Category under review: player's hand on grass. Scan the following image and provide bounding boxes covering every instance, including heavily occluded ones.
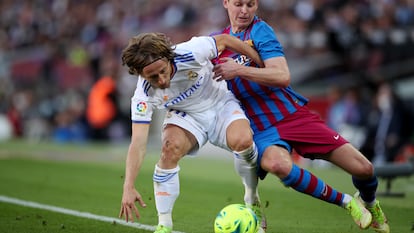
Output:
[119,188,147,222]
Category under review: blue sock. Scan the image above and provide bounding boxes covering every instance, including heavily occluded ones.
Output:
[352,176,378,203]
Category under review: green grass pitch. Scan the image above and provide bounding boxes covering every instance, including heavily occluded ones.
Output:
[0,140,413,233]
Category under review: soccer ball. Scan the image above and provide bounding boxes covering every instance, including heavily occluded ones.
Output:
[214,204,259,233]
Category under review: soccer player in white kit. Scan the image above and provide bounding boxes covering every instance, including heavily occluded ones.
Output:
[119,32,266,233]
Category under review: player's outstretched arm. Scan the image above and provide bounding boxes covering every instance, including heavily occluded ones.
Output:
[119,123,150,222]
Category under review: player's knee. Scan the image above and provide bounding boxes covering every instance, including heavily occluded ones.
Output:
[355,161,374,178]
[270,163,291,178]
[262,157,291,178]
[160,138,185,164]
[228,133,253,152]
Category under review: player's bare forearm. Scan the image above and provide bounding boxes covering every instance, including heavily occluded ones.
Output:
[213,34,263,67]
[123,123,151,187]
[120,142,147,221]
[119,123,150,222]
[214,56,290,87]
[238,64,289,87]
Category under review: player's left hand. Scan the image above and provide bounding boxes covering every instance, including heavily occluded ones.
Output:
[119,188,146,222]
[213,57,240,81]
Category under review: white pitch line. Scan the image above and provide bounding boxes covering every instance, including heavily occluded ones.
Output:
[0,195,186,233]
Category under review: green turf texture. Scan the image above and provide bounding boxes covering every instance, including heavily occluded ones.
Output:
[1,140,413,233]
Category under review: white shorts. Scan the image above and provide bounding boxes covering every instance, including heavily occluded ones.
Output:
[162,92,249,155]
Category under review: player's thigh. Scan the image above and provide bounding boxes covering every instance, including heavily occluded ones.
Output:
[226,119,253,151]
[210,95,250,151]
[327,143,374,178]
[163,109,209,155]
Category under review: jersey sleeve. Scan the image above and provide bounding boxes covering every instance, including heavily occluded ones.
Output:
[179,36,218,61]
[251,22,285,60]
[130,77,154,123]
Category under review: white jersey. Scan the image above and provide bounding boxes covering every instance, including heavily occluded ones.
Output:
[131,36,229,123]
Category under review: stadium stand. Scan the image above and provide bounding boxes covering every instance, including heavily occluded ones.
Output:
[0,0,413,143]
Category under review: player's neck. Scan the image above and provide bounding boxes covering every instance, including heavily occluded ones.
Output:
[232,27,246,33]
[231,25,249,34]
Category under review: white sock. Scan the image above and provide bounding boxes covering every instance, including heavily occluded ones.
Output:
[342,193,353,208]
[234,143,258,164]
[365,199,377,207]
[153,165,180,228]
[233,144,259,205]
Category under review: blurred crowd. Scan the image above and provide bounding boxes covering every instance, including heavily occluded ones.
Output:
[325,82,414,165]
[0,0,413,162]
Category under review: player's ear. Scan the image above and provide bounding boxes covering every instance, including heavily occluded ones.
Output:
[223,0,228,8]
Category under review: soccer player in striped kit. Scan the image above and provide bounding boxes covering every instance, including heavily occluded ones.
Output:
[119,32,266,233]
[212,0,389,232]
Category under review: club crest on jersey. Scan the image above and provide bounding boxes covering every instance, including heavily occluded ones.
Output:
[187,71,198,80]
[245,39,254,47]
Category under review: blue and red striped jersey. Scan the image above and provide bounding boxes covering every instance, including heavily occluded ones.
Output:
[212,16,308,132]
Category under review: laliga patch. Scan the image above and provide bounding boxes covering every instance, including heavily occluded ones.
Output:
[136,101,147,115]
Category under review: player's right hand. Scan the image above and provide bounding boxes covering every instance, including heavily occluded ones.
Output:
[119,188,147,222]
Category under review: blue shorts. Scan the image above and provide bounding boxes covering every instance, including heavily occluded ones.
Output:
[253,126,291,180]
